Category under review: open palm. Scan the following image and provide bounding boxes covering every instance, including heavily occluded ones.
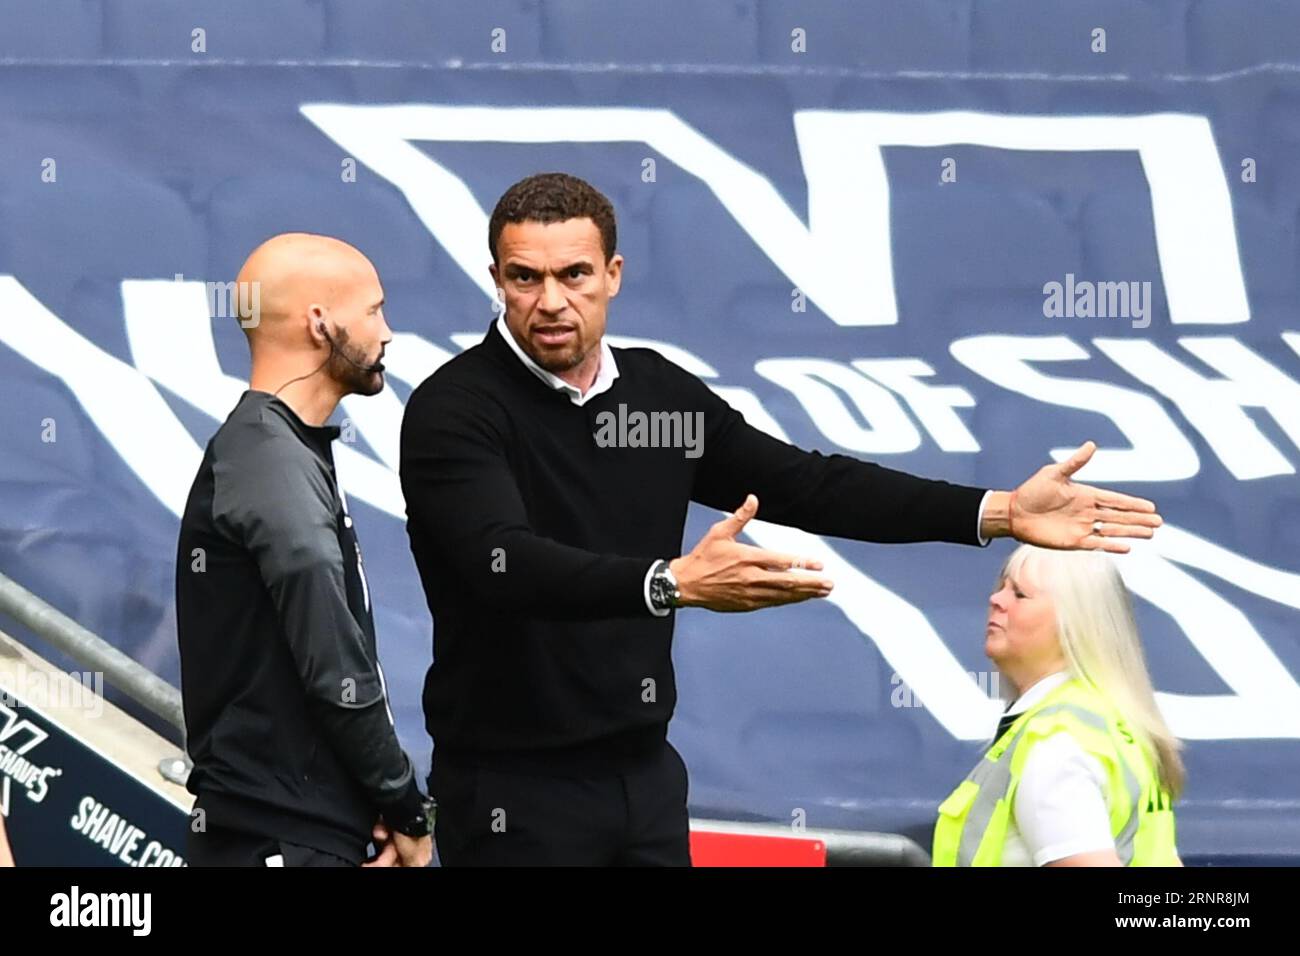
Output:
[1011,441,1163,553]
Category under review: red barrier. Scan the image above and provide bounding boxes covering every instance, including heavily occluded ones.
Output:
[689,828,827,867]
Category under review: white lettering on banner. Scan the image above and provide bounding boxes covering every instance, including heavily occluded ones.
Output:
[793,110,1248,326]
[300,104,1250,327]
[382,330,458,386]
[1094,336,1300,480]
[68,795,185,867]
[1285,331,1300,362]
[950,334,1200,482]
[755,358,921,454]
[0,701,62,808]
[0,277,201,515]
[0,745,62,806]
[301,103,889,326]
[852,359,980,452]
[0,701,49,756]
[337,391,405,471]
[449,330,487,352]
[1120,531,1300,738]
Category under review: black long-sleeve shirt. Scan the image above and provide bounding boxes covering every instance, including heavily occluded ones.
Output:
[399,318,989,774]
[176,390,423,862]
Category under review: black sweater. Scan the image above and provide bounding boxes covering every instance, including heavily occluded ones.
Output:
[399,319,988,773]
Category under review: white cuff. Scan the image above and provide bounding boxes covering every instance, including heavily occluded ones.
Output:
[976,489,994,547]
[644,560,671,618]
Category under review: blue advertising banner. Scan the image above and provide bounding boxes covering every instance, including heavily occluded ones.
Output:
[0,675,188,867]
[1,2,1297,862]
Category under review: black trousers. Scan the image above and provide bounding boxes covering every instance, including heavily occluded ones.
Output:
[429,741,691,866]
[186,824,356,867]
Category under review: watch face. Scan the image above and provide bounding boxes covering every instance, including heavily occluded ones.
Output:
[652,572,678,609]
[651,575,671,609]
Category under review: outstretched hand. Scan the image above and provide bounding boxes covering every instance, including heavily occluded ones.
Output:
[1006,441,1162,553]
[670,494,834,612]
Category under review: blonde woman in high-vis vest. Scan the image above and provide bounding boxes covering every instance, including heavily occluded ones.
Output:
[933,544,1184,867]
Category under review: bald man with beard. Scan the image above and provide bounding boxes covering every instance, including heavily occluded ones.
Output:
[175,233,433,867]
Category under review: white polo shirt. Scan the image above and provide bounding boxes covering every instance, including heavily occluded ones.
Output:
[996,671,1119,866]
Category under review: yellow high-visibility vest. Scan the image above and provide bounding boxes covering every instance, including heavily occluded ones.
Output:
[932,678,1178,866]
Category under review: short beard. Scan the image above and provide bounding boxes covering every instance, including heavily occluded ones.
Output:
[530,343,588,374]
[326,327,384,396]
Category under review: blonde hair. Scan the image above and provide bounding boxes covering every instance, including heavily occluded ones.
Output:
[999,545,1186,798]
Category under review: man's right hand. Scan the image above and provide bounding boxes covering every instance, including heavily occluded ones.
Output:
[669,494,834,612]
[393,831,434,868]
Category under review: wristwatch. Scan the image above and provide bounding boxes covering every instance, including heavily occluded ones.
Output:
[390,795,437,838]
[648,559,681,612]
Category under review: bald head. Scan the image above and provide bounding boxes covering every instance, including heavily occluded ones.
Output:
[236,233,376,342]
[236,232,392,399]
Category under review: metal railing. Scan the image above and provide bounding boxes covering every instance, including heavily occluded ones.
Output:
[0,570,185,733]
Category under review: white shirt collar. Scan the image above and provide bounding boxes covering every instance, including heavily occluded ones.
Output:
[1005,670,1072,716]
[495,314,619,407]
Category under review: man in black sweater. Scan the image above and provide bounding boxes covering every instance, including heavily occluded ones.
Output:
[399,174,1162,866]
[177,233,433,867]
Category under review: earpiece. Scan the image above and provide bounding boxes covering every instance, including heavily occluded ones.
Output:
[318,320,384,373]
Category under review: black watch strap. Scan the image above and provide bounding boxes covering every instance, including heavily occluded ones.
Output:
[380,778,434,837]
[389,795,436,838]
